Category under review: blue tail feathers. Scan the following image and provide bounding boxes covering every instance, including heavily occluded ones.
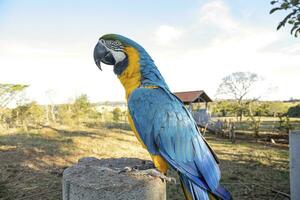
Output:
[179,172,232,200]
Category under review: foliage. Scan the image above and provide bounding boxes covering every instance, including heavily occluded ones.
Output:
[101,110,113,122]
[112,107,122,122]
[266,101,289,116]
[248,103,262,137]
[0,84,28,107]
[57,94,99,125]
[72,94,92,120]
[0,84,29,129]
[211,100,293,118]
[278,115,293,133]
[287,104,300,117]
[270,0,300,37]
[57,104,74,125]
[247,102,271,117]
[0,108,12,129]
[212,101,238,117]
[11,101,45,130]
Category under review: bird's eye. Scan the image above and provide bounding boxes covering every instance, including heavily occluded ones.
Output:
[115,41,121,46]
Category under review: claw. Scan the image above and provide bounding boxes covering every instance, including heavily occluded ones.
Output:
[139,168,177,184]
[118,166,134,173]
[118,164,176,184]
[164,176,177,184]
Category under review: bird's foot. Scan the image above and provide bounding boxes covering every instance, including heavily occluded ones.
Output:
[118,164,176,183]
[118,161,154,173]
[118,166,134,173]
[119,166,177,184]
[140,168,177,184]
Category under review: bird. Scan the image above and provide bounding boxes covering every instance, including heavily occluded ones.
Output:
[93,34,232,200]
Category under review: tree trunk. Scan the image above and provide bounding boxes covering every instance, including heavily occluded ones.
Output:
[63,157,166,200]
[50,105,56,123]
[45,105,50,125]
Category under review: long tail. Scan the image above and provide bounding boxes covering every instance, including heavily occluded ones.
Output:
[178,172,232,200]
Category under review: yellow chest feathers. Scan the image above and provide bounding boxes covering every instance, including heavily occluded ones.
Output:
[118,47,141,100]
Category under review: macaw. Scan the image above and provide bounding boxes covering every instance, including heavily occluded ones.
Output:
[93,34,232,200]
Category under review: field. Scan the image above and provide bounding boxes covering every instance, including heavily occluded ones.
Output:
[0,119,291,200]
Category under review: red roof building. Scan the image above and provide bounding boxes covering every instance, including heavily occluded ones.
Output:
[173,90,212,105]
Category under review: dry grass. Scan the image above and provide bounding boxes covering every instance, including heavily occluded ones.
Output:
[209,136,289,199]
[0,125,149,200]
[217,116,300,132]
[0,123,289,200]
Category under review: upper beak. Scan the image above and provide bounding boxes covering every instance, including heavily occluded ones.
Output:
[93,42,115,71]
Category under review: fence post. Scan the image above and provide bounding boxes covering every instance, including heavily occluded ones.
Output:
[290,131,300,200]
[62,157,166,200]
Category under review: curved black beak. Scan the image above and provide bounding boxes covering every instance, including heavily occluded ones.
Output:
[93,42,116,71]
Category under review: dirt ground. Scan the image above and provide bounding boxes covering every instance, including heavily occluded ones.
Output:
[0,124,289,200]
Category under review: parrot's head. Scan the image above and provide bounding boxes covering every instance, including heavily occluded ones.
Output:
[94,34,169,97]
[93,34,144,75]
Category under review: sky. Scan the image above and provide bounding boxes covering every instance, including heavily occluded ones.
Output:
[0,0,299,104]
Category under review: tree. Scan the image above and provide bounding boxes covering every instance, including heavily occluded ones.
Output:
[287,104,300,117]
[216,72,259,121]
[251,102,270,117]
[11,101,44,130]
[112,107,122,122]
[45,89,57,124]
[267,101,289,116]
[57,94,98,126]
[57,104,74,125]
[72,94,96,124]
[212,100,238,117]
[278,115,293,133]
[270,0,300,37]
[0,84,28,108]
[0,84,28,128]
[247,101,266,137]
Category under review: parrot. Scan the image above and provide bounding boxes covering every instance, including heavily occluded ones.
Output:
[93,34,232,200]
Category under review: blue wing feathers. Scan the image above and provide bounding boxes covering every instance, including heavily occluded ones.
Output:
[128,87,231,199]
[115,34,231,199]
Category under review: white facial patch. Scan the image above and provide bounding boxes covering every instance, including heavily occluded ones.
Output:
[111,50,126,64]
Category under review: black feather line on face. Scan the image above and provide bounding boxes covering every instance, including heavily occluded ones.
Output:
[114,55,128,75]
[103,40,124,51]
[101,51,116,65]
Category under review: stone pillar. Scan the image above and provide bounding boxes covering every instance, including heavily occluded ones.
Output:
[62,157,166,200]
[290,131,300,200]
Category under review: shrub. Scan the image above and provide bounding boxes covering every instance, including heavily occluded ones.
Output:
[287,104,300,117]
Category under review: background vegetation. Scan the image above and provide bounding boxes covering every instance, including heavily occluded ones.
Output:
[0,81,298,199]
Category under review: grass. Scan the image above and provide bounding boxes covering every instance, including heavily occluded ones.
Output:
[209,137,289,199]
[217,116,300,132]
[0,123,290,200]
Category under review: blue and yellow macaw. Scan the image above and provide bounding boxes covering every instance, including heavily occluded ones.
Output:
[93,34,232,200]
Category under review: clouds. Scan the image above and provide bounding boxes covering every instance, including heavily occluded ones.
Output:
[150,0,299,100]
[0,0,298,103]
[154,25,185,46]
[198,0,239,33]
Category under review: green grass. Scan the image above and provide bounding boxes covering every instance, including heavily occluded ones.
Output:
[0,123,290,200]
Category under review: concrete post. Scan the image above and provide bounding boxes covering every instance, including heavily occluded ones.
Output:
[62,157,166,200]
[290,131,300,200]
